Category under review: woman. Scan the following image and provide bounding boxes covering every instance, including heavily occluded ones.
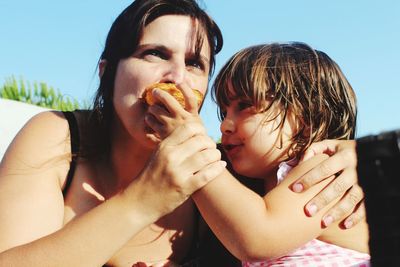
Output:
[0,1,364,266]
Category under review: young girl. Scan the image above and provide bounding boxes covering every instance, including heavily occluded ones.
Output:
[147,42,370,266]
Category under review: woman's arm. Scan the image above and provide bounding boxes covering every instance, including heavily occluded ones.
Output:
[0,111,224,266]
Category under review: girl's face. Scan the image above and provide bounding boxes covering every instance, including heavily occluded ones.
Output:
[220,96,296,180]
[112,15,211,148]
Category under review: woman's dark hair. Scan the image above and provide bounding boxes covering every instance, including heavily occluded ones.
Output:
[83,0,223,159]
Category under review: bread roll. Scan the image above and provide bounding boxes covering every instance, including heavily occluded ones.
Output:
[143,83,203,108]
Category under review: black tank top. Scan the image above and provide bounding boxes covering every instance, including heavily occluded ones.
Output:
[62,111,79,197]
[61,111,210,266]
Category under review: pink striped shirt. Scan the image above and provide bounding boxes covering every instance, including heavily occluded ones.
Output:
[242,238,370,267]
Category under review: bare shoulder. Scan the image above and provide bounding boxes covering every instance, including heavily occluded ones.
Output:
[0,111,76,252]
[1,110,71,182]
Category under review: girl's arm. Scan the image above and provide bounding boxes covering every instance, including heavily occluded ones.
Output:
[192,155,338,260]
[0,111,224,266]
[146,87,364,261]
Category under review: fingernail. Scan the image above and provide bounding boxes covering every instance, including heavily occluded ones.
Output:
[323,215,333,227]
[306,203,318,216]
[344,219,353,229]
[292,183,304,193]
[220,161,227,168]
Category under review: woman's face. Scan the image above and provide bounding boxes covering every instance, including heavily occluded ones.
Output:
[112,15,211,148]
[220,97,295,179]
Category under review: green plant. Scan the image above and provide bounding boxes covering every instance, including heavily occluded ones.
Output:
[0,76,88,111]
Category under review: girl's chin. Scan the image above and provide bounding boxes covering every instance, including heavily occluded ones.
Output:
[232,164,258,179]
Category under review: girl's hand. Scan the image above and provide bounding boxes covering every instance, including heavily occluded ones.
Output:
[292,140,365,228]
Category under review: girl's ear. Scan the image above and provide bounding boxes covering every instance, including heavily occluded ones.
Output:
[99,60,107,78]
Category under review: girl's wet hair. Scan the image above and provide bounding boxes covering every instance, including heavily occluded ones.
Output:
[213,42,357,158]
[84,0,223,158]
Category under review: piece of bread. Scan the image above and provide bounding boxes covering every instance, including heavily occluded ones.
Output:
[143,83,203,108]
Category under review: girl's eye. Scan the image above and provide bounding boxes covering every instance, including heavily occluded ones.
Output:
[237,101,253,111]
[219,108,227,119]
[221,111,227,119]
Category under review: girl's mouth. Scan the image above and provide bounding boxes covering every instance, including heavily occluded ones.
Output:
[223,143,243,158]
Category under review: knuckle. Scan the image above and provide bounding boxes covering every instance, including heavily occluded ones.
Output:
[214,148,222,160]
[331,204,345,218]
[349,212,360,223]
[198,150,210,165]
[346,202,366,224]
[199,171,211,185]
[352,184,365,198]
[319,161,333,177]
[193,135,207,149]
[333,179,347,194]
[301,173,316,188]
[315,191,331,207]
[199,135,215,149]
[201,164,220,183]
[357,204,367,219]
[205,136,217,149]
[341,149,357,166]
[347,190,361,206]
[205,149,220,162]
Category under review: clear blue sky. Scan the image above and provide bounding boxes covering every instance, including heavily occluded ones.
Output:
[1,0,399,140]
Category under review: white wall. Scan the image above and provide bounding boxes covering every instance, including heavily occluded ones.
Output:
[0,99,48,160]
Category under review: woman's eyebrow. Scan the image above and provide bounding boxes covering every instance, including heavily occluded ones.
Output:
[135,43,169,52]
[197,54,210,65]
[135,43,210,66]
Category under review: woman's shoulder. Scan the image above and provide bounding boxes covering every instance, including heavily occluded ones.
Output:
[1,110,73,176]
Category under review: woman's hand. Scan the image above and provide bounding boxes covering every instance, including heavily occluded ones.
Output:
[128,84,225,221]
[291,140,365,228]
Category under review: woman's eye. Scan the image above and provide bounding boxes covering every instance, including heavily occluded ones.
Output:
[186,59,204,70]
[143,49,166,60]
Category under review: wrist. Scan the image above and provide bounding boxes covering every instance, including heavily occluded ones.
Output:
[113,187,159,228]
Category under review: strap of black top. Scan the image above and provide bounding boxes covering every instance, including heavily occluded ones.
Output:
[62,111,80,197]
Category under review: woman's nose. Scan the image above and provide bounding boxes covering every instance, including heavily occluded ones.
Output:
[220,117,235,135]
[162,61,186,84]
